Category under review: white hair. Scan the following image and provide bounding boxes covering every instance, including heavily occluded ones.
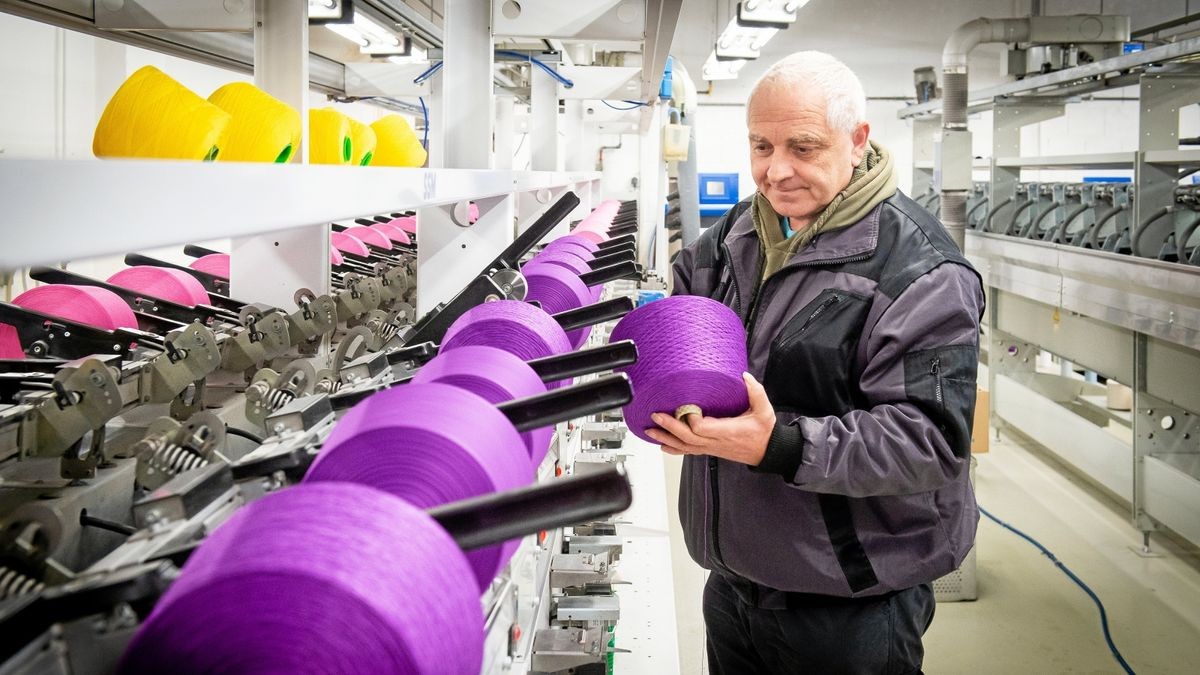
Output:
[747,51,866,134]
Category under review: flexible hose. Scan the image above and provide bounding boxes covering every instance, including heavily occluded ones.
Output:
[1004,199,1037,237]
[982,196,1014,233]
[1082,204,1127,249]
[1130,206,1173,258]
[1052,204,1091,244]
[1024,200,1062,239]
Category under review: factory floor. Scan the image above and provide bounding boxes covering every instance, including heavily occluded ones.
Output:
[649,429,1200,674]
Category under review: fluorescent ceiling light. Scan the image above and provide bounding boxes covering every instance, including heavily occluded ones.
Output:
[387,45,428,64]
[702,51,747,80]
[715,17,777,61]
[738,0,809,27]
[308,0,347,22]
[326,22,368,47]
[326,9,417,56]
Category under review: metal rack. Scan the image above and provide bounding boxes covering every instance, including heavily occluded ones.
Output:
[902,38,1200,549]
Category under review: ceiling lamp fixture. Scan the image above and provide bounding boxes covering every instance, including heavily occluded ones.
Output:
[325,9,421,58]
[738,0,808,28]
[702,52,747,81]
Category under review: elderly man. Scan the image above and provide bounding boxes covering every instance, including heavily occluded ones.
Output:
[649,51,984,673]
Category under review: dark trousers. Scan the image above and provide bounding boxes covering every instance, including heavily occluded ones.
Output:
[703,573,936,675]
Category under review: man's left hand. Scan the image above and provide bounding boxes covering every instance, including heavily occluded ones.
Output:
[645,372,777,466]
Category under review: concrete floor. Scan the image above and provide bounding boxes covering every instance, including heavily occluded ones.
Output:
[924,430,1200,674]
[657,430,1200,674]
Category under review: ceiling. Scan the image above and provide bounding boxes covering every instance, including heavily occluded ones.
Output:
[669,0,1197,103]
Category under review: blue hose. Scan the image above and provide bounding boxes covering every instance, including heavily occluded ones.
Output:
[978,505,1135,674]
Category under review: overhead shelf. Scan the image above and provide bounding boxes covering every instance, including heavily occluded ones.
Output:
[993,153,1136,170]
[898,36,1200,119]
[0,159,599,271]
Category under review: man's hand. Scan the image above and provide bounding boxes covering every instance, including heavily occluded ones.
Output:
[644,372,777,466]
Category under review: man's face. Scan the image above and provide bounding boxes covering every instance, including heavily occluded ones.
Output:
[748,83,869,224]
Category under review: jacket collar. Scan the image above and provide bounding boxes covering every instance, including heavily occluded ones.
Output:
[726,199,883,275]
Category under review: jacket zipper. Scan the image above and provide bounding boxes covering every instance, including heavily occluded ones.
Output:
[931,357,943,405]
[706,240,872,573]
[799,294,841,333]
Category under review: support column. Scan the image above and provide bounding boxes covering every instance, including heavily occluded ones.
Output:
[638,103,664,273]
[495,96,515,170]
[441,0,492,169]
[531,61,560,171]
[232,0,329,309]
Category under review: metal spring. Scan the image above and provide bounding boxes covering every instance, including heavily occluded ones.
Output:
[265,388,297,411]
[374,321,402,344]
[314,379,341,395]
[147,442,209,477]
[0,566,44,601]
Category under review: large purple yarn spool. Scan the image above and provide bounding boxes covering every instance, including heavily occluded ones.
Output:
[411,345,553,463]
[117,482,482,675]
[610,295,750,443]
[524,265,593,348]
[548,234,600,253]
[526,249,590,276]
[441,300,572,388]
[304,383,532,590]
[543,240,597,262]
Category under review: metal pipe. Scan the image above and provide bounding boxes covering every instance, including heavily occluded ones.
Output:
[941,18,1032,251]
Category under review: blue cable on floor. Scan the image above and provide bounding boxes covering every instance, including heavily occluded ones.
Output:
[978,505,1135,675]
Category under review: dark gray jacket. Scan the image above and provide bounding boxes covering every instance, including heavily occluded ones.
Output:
[671,192,985,598]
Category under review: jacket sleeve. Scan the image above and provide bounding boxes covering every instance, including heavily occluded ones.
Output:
[755,261,984,497]
[671,239,698,296]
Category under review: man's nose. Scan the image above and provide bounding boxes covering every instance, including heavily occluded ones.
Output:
[766,153,793,183]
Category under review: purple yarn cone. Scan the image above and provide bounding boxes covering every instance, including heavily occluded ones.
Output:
[304,383,532,590]
[524,265,593,348]
[610,295,750,443]
[412,345,554,464]
[440,300,572,388]
[118,482,482,675]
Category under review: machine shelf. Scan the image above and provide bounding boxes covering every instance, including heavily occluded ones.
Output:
[965,231,1200,351]
[0,159,599,271]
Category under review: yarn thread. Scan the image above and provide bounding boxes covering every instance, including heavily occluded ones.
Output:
[610,295,750,442]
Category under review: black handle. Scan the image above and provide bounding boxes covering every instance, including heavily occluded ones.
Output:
[183,244,221,258]
[385,341,438,366]
[525,340,638,382]
[495,373,631,433]
[486,192,581,271]
[0,302,136,361]
[596,234,636,250]
[428,466,633,551]
[578,261,639,287]
[551,297,634,332]
[587,248,635,270]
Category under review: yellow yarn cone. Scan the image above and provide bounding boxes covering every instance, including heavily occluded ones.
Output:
[370,114,427,167]
[309,108,352,165]
[347,117,377,166]
[207,82,301,163]
[93,65,231,161]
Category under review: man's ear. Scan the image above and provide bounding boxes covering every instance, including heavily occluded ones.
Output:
[850,121,870,167]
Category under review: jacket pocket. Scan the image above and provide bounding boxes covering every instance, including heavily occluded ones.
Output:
[902,344,979,458]
[763,289,873,417]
